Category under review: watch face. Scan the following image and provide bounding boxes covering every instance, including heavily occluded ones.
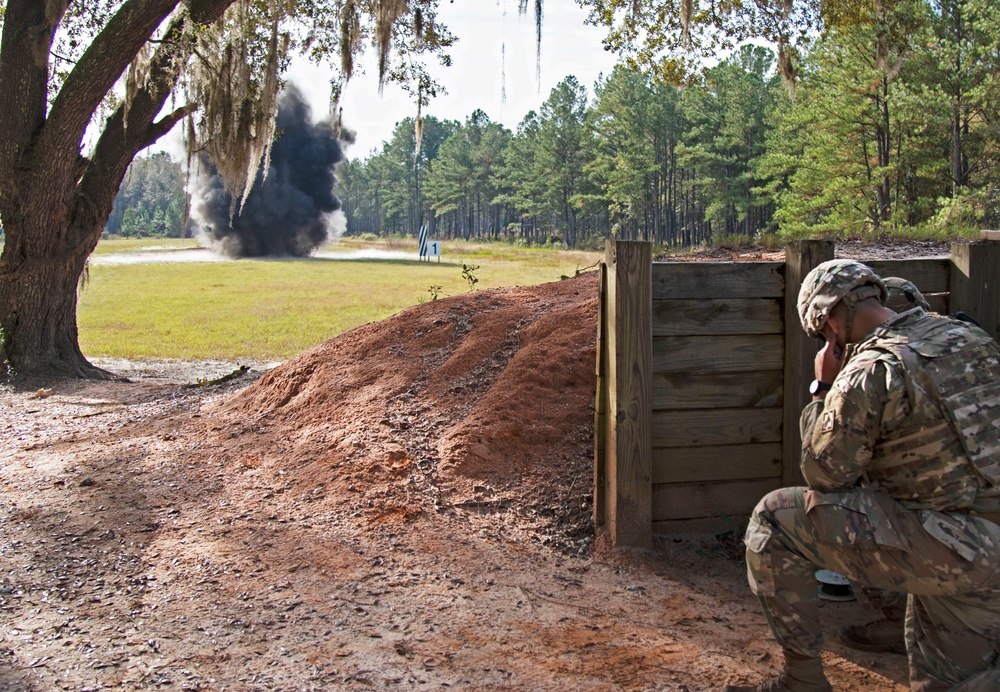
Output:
[810,380,831,395]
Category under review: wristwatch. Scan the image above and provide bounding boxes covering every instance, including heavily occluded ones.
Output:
[809,380,833,396]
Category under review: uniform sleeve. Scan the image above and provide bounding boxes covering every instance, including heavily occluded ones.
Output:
[799,357,902,491]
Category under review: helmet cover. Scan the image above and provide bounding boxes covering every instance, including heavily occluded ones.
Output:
[797,259,887,338]
[883,276,930,312]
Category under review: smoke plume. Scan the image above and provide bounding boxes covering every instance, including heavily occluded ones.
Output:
[191,84,351,257]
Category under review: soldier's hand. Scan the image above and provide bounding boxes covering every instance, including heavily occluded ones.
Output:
[814,338,843,384]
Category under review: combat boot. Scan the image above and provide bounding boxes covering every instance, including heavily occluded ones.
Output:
[723,650,832,692]
[838,617,906,655]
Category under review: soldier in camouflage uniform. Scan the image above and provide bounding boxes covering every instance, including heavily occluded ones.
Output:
[837,277,929,656]
[725,260,1000,692]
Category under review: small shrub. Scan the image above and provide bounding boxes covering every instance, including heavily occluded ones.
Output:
[926,190,999,238]
[461,263,480,291]
[758,232,783,251]
[714,233,754,251]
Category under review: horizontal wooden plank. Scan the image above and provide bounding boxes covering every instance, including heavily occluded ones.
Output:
[865,258,950,294]
[653,408,782,447]
[927,293,949,314]
[653,371,782,410]
[653,335,784,374]
[653,478,783,521]
[653,516,752,537]
[652,443,783,484]
[652,262,785,300]
[652,298,782,336]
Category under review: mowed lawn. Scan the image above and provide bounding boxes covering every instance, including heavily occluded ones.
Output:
[78,239,602,360]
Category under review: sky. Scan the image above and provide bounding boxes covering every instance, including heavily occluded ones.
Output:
[280,0,621,158]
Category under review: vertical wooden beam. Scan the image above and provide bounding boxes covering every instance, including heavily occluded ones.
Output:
[782,240,834,487]
[593,261,608,528]
[604,240,652,548]
[950,234,1000,339]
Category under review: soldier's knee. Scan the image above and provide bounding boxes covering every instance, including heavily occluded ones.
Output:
[751,486,806,524]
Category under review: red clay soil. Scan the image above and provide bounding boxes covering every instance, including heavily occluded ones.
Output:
[0,272,909,690]
[217,273,598,545]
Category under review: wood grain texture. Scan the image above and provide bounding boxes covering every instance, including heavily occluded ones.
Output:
[950,241,1000,339]
[652,478,783,521]
[783,241,834,487]
[653,408,782,447]
[867,258,951,294]
[652,443,782,484]
[605,240,653,547]
[652,371,783,410]
[653,335,784,374]
[652,262,784,300]
[652,298,782,336]
[926,294,949,314]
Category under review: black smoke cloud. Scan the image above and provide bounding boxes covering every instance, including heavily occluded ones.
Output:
[192,84,352,257]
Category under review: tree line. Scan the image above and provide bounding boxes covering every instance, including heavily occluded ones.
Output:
[105,153,188,238]
[340,0,1000,248]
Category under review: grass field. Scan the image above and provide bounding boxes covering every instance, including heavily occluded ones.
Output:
[78,237,602,360]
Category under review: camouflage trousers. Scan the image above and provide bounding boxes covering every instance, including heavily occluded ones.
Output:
[856,582,907,620]
[745,486,1000,691]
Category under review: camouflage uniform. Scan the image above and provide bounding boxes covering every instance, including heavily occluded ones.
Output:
[849,277,929,645]
[745,261,1000,691]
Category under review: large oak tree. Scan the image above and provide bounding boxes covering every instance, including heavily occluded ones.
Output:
[0,0,451,379]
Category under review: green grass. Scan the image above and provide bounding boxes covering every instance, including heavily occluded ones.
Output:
[78,241,602,360]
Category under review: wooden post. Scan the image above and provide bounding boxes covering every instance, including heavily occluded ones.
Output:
[593,262,608,528]
[950,233,1000,339]
[603,240,652,548]
[782,240,834,487]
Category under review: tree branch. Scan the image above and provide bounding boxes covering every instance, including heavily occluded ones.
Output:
[72,13,199,240]
[189,0,239,25]
[39,0,179,171]
[0,0,67,200]
[143,104,200,150]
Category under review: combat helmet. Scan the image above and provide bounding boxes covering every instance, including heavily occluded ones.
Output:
[883,276,930,312]
[797,259,887,340]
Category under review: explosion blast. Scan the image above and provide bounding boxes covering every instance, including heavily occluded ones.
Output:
[191,85,351,257]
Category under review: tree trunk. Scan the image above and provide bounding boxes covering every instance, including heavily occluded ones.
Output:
[0,219,105,378]
[0,0,235,379]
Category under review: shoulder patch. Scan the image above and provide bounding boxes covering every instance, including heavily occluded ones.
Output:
[820,409,836,434]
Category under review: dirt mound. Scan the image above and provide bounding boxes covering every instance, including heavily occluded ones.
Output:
[213,273,599,552]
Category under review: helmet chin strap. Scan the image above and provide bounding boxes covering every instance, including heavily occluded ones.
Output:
[840,285,883,344]
[844,303,856,345]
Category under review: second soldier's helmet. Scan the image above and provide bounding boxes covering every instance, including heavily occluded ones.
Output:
[883,276,930,312]
[797,259,887,338]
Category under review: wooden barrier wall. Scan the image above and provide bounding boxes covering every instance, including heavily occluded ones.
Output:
[649,260,785,534]
[595,236,1000,545]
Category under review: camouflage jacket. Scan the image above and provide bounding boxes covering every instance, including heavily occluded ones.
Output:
[801,309,1000,513]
